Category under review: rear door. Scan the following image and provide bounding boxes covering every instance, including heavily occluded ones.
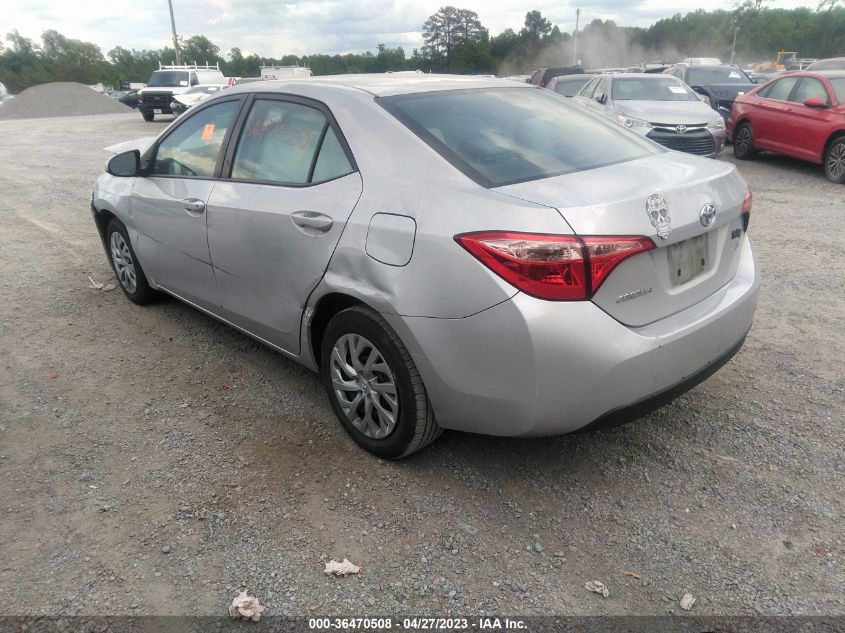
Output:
[206,95,362,353]
[752,76,799,149]
[131,97,242,309]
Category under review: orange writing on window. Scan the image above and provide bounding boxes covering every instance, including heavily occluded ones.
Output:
[201,123,215,141]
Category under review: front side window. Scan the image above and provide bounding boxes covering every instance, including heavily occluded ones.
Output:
[579,78,599,98]
[766,77,800,101]
[830,78,845,103]
[152,100,240,177]
[381,87,659,188]
[231,99,353,185]
[594,78,610,100]
[790,78,829,104]
[611,78,698,101]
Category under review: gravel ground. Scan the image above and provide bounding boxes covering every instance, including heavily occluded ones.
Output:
[0,113,843,619]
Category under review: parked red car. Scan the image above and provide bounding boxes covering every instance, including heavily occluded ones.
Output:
[727,71,845,183]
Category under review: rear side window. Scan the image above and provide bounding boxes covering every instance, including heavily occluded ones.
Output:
[231,99,353,185]
[152,100,240,177]
[380,87,659,188]
[553,77,589,97]
[766,77,799,101]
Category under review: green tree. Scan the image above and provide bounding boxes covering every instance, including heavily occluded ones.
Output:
[523,10,552,39]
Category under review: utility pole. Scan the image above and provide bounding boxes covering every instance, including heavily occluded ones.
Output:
[168,0,182,65]
[730,26,740,65]
[572,7,581,67]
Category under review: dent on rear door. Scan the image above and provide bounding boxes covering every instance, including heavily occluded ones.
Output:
[206,173,363,354]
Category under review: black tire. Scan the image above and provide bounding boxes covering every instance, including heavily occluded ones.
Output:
[823,137,845,184]
[105,218,160,305]
[141,110,154,122]
[321,306,442,459]
[733,122,757,160]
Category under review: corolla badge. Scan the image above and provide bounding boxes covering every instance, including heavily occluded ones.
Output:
[646,193,671,239]
[700,203,717,227]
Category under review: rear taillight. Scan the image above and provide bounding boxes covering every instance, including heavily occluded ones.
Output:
[455,231,654,301]
[741,186,752,232]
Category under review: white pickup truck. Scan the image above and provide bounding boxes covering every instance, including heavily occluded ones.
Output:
[137,63,225,121]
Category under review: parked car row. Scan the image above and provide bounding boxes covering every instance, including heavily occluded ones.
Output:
[535,58,844,182]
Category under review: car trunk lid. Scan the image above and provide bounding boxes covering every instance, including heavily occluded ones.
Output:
[493,151,749,326]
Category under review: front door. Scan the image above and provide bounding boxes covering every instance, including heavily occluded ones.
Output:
[781,77,835,162]
[130,98,242,310]
[206,97,363,353]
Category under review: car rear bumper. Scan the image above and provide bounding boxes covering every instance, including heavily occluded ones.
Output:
[383,234,759,437]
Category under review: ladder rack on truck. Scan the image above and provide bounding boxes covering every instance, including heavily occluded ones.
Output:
[158,62,221,71]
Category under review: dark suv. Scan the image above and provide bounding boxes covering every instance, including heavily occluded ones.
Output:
[663,64,755,120]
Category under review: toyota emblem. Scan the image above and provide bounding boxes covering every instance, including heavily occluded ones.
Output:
[700,203,717,227]
[675,124,687,134]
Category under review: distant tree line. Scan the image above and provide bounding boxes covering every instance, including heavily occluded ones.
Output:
[1,4,844,93]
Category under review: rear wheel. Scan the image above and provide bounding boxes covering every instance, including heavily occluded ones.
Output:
[321,306,442,459]
[141,110,154,122]
[733,122,757,160]
[106,219,160,305]
[824,137,845,184]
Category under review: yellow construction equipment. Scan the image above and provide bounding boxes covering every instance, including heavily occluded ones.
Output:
[755,51,798,73]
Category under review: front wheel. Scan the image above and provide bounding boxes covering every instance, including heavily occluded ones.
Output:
[141,110,154,122]
[106,219,160,305]
[824,137,845,184]
[321,306,442,459]
[733,122,757,160]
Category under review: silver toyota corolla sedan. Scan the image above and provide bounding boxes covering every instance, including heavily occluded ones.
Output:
[573,73,727,157]
[91,74,759,458]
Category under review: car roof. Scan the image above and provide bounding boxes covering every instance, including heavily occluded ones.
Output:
[550,74,593,81]
[224,73,534,98]
[778,70,845,79]
[606,73,681,80]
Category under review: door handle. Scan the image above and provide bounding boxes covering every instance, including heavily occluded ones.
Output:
[182,198,205,214]
[291,211,333,232]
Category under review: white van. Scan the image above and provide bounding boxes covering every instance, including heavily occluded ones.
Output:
[137,63,225,121]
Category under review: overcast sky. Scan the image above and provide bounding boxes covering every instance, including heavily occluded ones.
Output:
[5,0,815,57]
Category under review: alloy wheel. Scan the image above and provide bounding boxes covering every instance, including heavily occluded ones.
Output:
[735,126,751,155]
[329,333,399,440]
[827,142,845,179]
[110,231,137,294]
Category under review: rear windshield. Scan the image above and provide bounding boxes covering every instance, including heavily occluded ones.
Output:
[380,87,659,188]
[831,78,845,102]
[147,71,189,87]
[612,77,698,101]
[686,68,751,85]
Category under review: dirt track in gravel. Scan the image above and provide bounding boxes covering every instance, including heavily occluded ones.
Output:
[0,112,842,618]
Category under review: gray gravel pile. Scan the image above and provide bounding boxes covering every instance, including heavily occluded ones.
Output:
[0,82,131,120]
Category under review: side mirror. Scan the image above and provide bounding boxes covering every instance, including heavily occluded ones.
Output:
[107,150,140,177]
[190,77,199,86]
[803,97,828,109]
[596,93,607,104]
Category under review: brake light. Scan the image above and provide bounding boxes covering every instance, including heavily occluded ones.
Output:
[455,231,654,301]
[741,186,752,231]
